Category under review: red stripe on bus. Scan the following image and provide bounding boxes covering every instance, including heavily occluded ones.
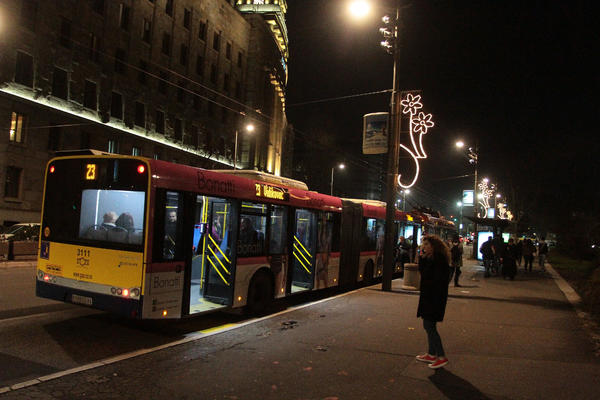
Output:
[237,256,269,265]
[361,251,377,256]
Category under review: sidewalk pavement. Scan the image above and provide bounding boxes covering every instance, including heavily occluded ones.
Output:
[0,260,36,270]
[2,256,598,399]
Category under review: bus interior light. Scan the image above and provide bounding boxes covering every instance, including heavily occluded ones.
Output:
[137,165,145,174]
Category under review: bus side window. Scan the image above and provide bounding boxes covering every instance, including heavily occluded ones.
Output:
[160,191,184,260]
[269,205,288,255]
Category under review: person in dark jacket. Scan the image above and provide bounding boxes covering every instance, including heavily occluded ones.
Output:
[502,238,518,280]
[449,235,463,287]
[415,235,451,369]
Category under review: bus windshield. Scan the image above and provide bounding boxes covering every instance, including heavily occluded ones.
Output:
[42,157,148,251]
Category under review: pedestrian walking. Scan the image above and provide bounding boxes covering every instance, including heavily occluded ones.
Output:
[502,238,518,280]
[480,237,494,277]
[515,238,523,267]
[523,238,535,272]
[449,235,462,287]
[415,235,451,369]
[538,237,548,271]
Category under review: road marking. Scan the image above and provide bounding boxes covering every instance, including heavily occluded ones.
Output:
[0,286,364,394]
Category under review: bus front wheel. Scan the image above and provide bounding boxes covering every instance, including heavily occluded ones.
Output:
[246,271,273,316]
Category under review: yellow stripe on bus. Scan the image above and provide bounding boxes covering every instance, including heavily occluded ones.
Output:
[207,243,230,275]
[206,255,230,286]
[293,243,312,266]
[294,236,312,258]
[208,234,231,264]
[293,251,311,274]
[200,235,206,289]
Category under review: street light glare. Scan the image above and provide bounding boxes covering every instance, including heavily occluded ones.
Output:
[339,163,345,169]
[455,141,465,148]
[348,0,371,19]
[245,123,255,132]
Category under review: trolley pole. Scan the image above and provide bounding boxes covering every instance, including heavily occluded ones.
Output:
[382,1,401,292]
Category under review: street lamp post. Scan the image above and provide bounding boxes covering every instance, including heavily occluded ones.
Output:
[456,140,479,258]
[456,201,463,236]
[401,189,410,212]
[348,0,402,291]
[330,163,345,196]
[234,123,254,170]
[381,0,402,292]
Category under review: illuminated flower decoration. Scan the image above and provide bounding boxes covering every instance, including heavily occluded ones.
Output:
[412,112,434,134]
[401,93,423,115]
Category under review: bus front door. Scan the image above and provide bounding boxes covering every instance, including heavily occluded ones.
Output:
[189,196,237,314]
[290,209,317,293]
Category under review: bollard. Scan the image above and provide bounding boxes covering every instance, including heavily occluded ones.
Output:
[401,263,420,291]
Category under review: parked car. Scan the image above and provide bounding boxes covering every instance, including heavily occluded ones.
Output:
[0,223,40,241]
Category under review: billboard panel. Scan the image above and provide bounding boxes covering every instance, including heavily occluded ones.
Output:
[362,112,388,154]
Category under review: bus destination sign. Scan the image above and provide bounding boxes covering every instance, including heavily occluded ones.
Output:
[255,183,289,201]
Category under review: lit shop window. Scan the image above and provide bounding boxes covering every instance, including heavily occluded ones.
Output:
[9,112,25,143]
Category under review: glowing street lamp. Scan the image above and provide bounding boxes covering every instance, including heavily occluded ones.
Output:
[330,163,345,196]
[234,123,254,170]
[348,0,372,19]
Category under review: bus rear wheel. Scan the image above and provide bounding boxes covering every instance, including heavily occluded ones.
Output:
[246,271,273,316]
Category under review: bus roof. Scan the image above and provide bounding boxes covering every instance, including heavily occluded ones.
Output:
[209,170,308,191]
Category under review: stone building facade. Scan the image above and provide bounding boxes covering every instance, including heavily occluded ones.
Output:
[0,0,290,225]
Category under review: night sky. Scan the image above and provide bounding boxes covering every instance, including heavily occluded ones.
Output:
[285,0,597,231]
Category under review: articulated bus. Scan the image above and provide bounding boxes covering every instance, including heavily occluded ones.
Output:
[36,152,454,319]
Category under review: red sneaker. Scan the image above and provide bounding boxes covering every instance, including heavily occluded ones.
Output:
[428,357,449,369]
[415,353,437,363]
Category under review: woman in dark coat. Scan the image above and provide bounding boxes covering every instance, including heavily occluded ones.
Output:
[416,235,451,369]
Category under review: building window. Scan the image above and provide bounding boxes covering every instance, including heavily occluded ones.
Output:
[21,0,38,31]
[198,21,207,40]
[92,0,104,15]
[139,60,148,85]
[59,17,71,48]
[4,167,22,199]
[89,33,101,63]
[15,51,33,87]
[226,42,232,60]
[115,48,127,74]
[180,44,188,66]
[223,73,230,94]
[162,33,171,55]
[48,126,61,151]
[210,64,217,84]
[196,56,204,76]
[183,8,191,29]
[83,80,97,110]
[174,118,183,141]
[108,139,119,154]
[213,31,221,52]
[132,146,141,156]
[155,110,165,133]
[52,67,68,100]
[158,71,168,94]
[9,112,25,143]
[119,4,130,31]
[134,102,145,127]
[165,0,173,16]
[177,81,186,103]
[237,51,243,68]
[142,19,152,43]
[235,81,241,99]
[111,92,123,120]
